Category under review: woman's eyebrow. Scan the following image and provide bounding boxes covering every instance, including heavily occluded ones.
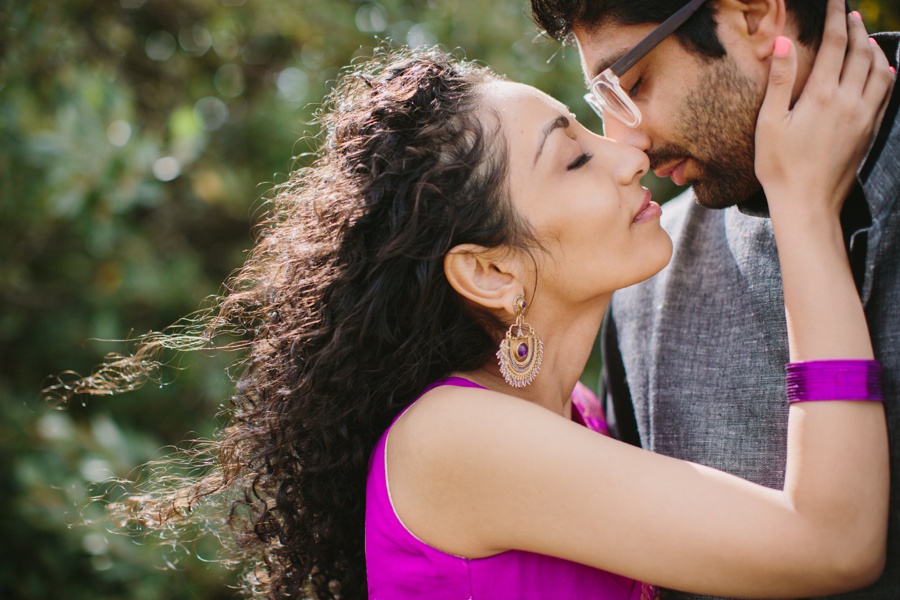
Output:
[534,115,570,166]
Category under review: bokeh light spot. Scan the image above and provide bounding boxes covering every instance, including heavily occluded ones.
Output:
[80,458,113,482]
[106,120,132,147]
[145,30,176,61]
[82,533,109,556]
[214,64,246,97]
[356,4,388,33]
[179,24,212,55]
[300,44,325,69]
[194,96,230,131]
[152,156,181,181]
[276,67,309,103]
[212,30,240,59]
[407,23,437,47]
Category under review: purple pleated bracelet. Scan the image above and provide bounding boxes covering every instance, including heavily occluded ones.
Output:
[785,359,883,403]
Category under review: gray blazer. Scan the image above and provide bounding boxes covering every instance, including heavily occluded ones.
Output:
[603,33,900,600]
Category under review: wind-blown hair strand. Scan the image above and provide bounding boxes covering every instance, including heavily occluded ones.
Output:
[48,46,537,600]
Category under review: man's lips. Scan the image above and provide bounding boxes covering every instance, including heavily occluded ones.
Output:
[653,159,689,186]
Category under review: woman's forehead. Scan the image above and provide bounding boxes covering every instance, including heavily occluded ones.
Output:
[480,81,570,119]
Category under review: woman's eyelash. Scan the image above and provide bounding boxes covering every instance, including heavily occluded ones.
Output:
[567,152,593,170]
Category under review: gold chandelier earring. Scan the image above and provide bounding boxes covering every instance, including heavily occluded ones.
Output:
[496,295,543,388]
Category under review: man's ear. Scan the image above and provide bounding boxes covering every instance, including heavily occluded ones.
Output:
[444,244,522,315]
[717,0,787,60]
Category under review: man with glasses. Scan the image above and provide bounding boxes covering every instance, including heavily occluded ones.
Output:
[530,0,899,598]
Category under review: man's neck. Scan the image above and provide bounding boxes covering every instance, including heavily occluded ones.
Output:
[790,37,817,106]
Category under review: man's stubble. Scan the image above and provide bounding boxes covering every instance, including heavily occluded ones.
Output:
[648,56,765,209]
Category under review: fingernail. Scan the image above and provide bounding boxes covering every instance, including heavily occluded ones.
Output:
[851,11,862,20]
[891,66,897,75]
[870,38,879,45]
[774,36,791,57]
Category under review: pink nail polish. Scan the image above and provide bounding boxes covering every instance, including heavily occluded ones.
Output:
[774,36,791,57]
[851,11,862,20]
[891,67,897,75]
[869,38,879,45]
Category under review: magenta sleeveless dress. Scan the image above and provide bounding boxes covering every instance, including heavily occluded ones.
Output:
[365,377,657,599]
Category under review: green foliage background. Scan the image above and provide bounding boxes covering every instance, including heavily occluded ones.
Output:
[2,1,897,598]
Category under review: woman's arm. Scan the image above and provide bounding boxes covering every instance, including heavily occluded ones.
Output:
[749,1,894,591]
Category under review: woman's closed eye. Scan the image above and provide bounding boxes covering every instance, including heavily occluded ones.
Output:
[567,152,593,171]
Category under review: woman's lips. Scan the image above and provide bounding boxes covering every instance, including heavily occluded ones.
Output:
[633,191,662,223]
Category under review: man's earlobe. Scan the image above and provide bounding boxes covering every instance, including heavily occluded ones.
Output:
[719,0,787,59]
[748,0,787,59]
[444,245,522,314]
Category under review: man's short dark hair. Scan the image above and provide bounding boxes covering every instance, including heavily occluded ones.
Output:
[531,0,829,58]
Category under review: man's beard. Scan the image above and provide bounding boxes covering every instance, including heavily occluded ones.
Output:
[648,56,764,210]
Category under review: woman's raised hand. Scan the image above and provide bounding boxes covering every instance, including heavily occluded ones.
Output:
[754,0,894,221]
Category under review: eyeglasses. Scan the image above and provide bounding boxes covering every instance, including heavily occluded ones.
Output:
[584,0,706,128]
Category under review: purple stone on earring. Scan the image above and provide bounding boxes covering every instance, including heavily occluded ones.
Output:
[498,295,543,388]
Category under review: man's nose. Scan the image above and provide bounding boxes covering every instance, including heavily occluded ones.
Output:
[602,117,651,152]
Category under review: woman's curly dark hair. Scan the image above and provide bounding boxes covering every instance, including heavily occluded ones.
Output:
[47,46,539,599]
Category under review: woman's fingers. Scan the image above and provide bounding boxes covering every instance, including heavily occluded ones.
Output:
[754,36,799,201]
[838,12,876,93]
[801,8,892,144]
[755,2,894,209]
[806,0,850,89]
[759,36,797,123]
[862,37,896,117]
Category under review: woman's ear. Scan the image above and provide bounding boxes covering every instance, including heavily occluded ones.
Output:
[444,244,522,315]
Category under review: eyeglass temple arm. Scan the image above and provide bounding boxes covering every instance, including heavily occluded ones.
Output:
[610,0,707,76]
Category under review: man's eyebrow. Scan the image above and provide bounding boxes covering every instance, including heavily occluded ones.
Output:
[534,115,570,166]
[586,49,627,84]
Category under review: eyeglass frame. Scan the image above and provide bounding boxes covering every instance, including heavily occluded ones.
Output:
[584,0,707,128]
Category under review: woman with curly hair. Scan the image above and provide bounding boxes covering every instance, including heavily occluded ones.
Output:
[53,3,895,598]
